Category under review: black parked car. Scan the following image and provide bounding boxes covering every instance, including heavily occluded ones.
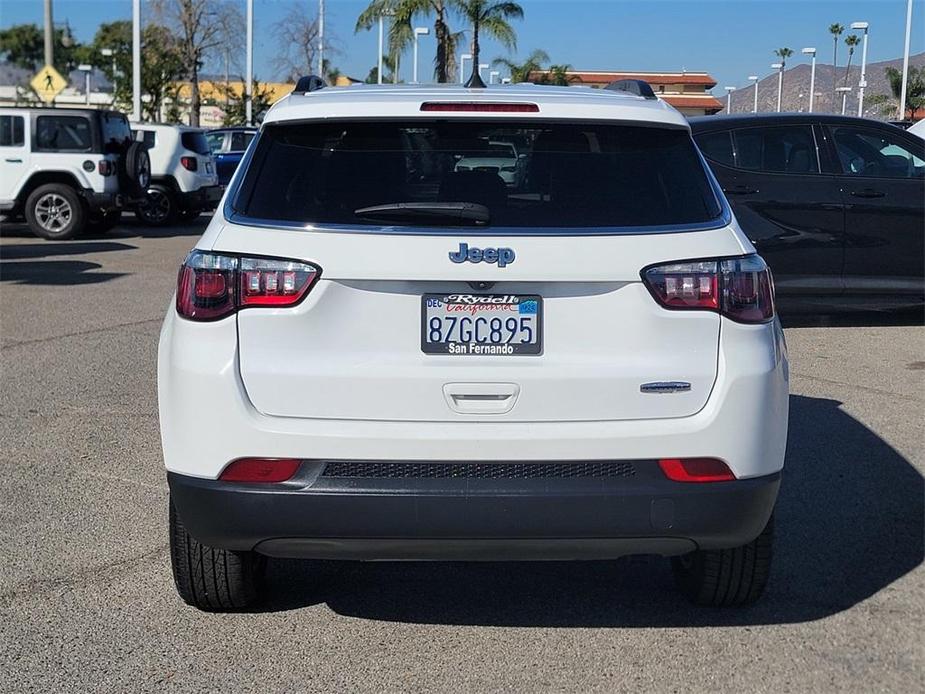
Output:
[690,114,924,312]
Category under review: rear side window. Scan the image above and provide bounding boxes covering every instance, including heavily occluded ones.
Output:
[181,131,210,155]
[0,115,24,146]
[230,131,254,151]
[233,121,722,229]
[35,115,92,151]
[732,125,818,173]
[695,130,734,167]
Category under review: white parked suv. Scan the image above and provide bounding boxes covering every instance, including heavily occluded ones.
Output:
[131,123,221,225]
[0,107,149,239]
[159,80,789,611]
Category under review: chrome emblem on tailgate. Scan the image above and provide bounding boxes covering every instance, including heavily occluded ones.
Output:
[640,382,692,394]
[449,242,515,268]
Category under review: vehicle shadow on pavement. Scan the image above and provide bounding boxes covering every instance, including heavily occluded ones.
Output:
[0,260,126,285]
[257,394,924,626]
[0,241,136,261]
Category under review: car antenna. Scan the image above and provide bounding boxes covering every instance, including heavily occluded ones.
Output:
[294,75,326,93]
[464,62,487,89]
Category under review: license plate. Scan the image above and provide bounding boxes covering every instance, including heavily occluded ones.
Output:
[421,294,542,355]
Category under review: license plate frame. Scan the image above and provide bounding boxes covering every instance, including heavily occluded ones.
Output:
[421,293,543,356]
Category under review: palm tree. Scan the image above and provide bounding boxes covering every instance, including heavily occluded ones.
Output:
[774,47,793,108]
[356,0,460,83]
[843,34,860,86]
[543,64,574,86]
[455,1,524,86]
[492,48,548,83]
[868,66,925,119]
[829,23,845,111]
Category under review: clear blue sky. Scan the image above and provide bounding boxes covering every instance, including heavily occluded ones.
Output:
[1,0,922,91]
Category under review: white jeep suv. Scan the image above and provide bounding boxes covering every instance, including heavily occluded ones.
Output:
[131,123,221,225]
[159,81,789,611]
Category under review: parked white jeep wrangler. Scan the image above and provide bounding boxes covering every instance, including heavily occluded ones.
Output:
[131,123,221,225]
[0,107,149,239]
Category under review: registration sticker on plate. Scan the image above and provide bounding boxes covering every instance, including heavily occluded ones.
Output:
[421,293,542,355]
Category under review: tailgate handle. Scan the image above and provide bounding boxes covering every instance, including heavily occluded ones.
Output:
[443,383,520,415]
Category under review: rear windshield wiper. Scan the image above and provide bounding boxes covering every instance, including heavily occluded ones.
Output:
[354,202,490,226]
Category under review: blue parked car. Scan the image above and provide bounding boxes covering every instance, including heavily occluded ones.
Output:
[206,127,257,186]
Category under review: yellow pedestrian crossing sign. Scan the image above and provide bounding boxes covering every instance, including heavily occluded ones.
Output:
[31,65,67,103]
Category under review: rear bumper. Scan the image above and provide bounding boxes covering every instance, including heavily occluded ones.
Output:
[82,190,128,212]
[178,185,223,212]
[167,465,780,560]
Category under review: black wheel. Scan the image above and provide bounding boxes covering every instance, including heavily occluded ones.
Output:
[169,497,265,611]
[24,183,86,240]
[122,142,151,196]
[671,515,773,607]
[85,209,121,234]
[135,183,177,226]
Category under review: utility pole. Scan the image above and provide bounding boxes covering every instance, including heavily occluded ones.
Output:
[899,0,913,120]
[132,0,141,121]
[43,0,54,68]
[318,0,325,78]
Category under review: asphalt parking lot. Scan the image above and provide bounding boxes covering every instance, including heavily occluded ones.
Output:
[0,219,922,693]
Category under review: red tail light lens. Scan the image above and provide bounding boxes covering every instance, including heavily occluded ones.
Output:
[98,160,115,176]
[219,458,301,483]
[642,255,774,323]
[176,251,320,321]
[180,156,198,171]
[658,458,736,483]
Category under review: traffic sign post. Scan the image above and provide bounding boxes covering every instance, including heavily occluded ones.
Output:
[31,64,67,104]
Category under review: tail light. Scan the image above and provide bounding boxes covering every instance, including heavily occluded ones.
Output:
[219,458,301,483]
[642,255,774,323]
[176,251,320,321]
[658,458,736,483]
[98,160,115,176]
[180,156,198,171]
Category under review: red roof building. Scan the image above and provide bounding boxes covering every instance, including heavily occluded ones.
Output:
[527,70,724,116]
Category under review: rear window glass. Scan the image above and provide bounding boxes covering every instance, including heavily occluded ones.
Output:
[101,112,132,152]
[35,115,92,151]
[181,131,210,155]
[233,121,722,229]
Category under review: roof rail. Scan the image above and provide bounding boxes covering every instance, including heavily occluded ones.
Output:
[294,75,326,93]
[603,79,657,100]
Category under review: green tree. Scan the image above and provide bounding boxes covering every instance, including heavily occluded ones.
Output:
[0,22,80,74]
[455,0,523,85]
[213,78,274,125]
[843,34,860,86]
[356,0,462,84]
[829,23,845,111]
[491,48,547,83]
[867,66,925,120]
[544,64,573,86]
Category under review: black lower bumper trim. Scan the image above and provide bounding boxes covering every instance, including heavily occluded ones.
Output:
[167,463,780,560]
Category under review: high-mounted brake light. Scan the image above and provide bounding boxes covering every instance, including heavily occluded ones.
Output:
[642,255,774,323]
[176,251,320,321]
[658,458,736,483]
[180,156,198,171]
[420,102,539,113]
[219,458,301,483]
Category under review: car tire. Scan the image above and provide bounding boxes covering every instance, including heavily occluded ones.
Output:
[169,497,266,611]
[122,142,151,196]
[84,210,121,235]
[135,184,177,226]
[24,183,86,240]
[671,514,773,607]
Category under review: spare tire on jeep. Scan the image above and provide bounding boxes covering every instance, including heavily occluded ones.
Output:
[121,142,151,197]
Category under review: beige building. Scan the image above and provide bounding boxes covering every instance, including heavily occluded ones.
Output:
[528,70,724,116]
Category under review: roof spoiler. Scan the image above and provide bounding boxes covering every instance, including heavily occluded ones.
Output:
[294,75,326,93]
[604,79,657,100]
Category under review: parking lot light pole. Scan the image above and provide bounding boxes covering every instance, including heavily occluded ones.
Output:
[899,0,913,121]
[836,86,851,115]
[377,15,384,84]
[132,0,141,121]
[245,0,253,126]
[851,22,869,116]
[771,63,783,112]
[78,64,92,105]
[489,70,499,85]
[749,75,759,112]
[724,86,735,114]
[412,27,429,84]
[802,47,817,112]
